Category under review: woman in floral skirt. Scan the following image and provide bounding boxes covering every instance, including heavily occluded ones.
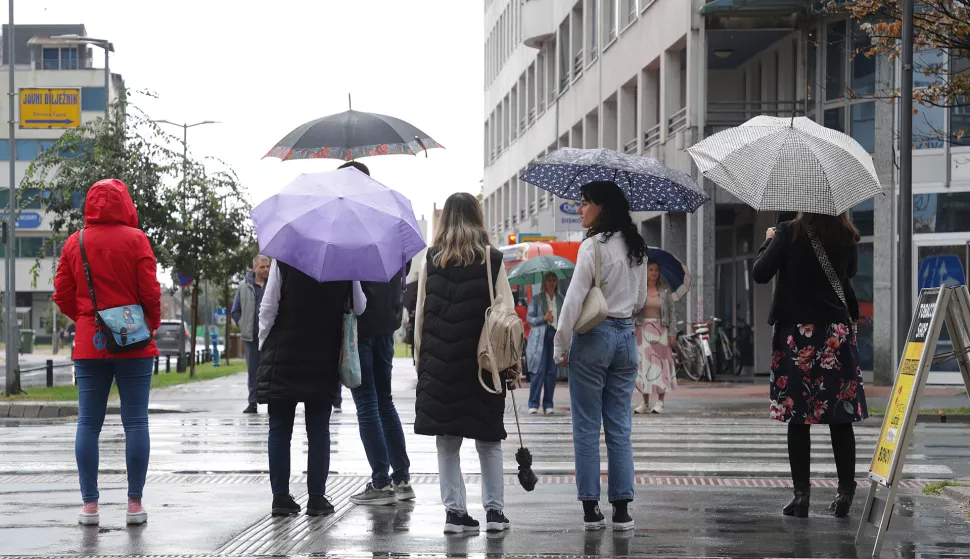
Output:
[633,262,677,414]
[752,212,867,519]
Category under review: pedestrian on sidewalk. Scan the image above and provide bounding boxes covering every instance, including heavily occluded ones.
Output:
[231,254,270,414]
[414,192,515,535]
[752,213,868,519]
[633,262,677,414]
[339,161,415,506]
[554,180,648,532]
[53,178,162,527]
[256,258,366,517]
[526,272,563,415]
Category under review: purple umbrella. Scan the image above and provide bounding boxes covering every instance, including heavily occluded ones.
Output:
[251,167,426,282]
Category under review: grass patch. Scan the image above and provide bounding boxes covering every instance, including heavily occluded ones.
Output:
[924,481,967,495]
[394,343,412,359]
[869,407,970,415]
[1,361,246,402]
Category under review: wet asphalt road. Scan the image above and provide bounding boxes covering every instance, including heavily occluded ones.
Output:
[1,359,969,558]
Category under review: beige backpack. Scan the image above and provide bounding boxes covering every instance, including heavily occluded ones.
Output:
[478,246,524,395]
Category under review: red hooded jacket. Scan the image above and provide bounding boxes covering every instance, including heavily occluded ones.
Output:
[53,179,162,360]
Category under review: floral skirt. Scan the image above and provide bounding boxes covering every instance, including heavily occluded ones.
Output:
[769,323,868,425]
[635,319,677,396]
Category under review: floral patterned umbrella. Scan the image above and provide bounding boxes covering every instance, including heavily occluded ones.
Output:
[519,148,709,212]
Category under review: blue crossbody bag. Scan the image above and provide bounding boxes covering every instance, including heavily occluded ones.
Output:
[79,230,154,354]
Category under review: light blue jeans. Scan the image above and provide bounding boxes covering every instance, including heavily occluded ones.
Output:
[75,358,153,503]
[567,317,637,503]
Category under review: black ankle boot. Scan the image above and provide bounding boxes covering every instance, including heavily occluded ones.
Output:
[829,482,857,518]
[783,483,810,518]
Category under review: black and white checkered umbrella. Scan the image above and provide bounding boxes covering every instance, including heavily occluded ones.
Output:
[519,148,708,212]
[686,116,881,215]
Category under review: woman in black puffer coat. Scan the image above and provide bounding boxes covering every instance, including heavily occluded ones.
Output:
[414,192,518,535]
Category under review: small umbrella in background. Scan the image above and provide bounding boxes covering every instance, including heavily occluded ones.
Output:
[520,147,709,212]
[686,115,881,215]
[508,382,537,491]
[251,167,425,282]
[266,95,444,162]
[507,255,575,287]
[647,247,692,302]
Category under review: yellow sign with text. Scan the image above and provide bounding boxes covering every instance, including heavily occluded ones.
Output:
[869,342,923,482]
[19,88,81,129]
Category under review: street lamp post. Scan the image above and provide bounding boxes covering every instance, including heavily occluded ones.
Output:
[152,119,219,372]
[898,0,915,358]
[4,0,19,396]
[51,35,113,121]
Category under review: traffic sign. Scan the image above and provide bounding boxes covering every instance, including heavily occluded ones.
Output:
[214,307,227,326]
[918,255,965,290]
[177,272,193,287]
[20,88,80,129]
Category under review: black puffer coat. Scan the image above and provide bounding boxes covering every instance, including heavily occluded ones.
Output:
[415,246,507,442]
[256,262,350,404]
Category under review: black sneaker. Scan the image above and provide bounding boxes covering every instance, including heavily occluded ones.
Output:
[243,403,258,414]
[306,495,335,516]
[485,510,511,532]
[443,511,480,534]
[612,501,634,531]
[271,494,300,517]
[583,501,606,531]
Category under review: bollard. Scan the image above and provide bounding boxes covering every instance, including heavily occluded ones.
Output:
[166,355,171,373]
[46,359,54,387]
[154,356,159,375]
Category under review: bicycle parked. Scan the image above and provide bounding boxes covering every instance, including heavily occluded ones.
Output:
[673,318,743,382]
[672,322,712,382]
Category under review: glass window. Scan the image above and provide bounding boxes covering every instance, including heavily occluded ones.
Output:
[715,228,734,259]
[15,140,39,161]
[735,258,754,367]
[19,188,43,209]
[913,49,946,149]
[913,192,970,233]
[952,56,970,145]
[17,237,47,258]
[850,101,875,153]
[824,106,845,133]
[736,223,753,256]
[81,87,106,112]
[42,48,59,70]
[0,139,8,160]
[589,0,597,57]
[0,188,7,208]
[716,262,734,327]
[39,140,55,153]
[850,22,875,96]
[60,47,79,70]
[851,199,874,237]
[807,30,817,114]
[854,242,874,371]
[826,22,846,101]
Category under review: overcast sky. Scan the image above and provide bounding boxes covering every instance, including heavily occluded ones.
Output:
[18,0,485,232]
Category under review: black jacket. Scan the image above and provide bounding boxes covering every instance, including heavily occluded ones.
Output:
[752,220,860,327]
[358,267,407,339]
[415,247,507,442]
[255,262,350,404]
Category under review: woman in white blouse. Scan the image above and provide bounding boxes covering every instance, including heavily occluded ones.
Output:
[554,180,649,532]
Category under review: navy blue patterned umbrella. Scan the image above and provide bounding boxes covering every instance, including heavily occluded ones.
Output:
[519,148,709,212]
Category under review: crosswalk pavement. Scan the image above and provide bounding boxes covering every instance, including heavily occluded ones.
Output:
[1,407,963,480]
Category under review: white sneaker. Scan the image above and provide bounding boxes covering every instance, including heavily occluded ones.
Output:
[78,508,99,526]
[544,408,555,415]
[633,402,650,414]
[651,401,665,414]
[528,408,538,415]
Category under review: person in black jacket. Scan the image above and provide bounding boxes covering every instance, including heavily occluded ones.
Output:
[256,260,365,517]
[414,192,518,534]
[752,212,868,519]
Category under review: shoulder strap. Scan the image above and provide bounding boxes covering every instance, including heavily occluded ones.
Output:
[78,230,100,311]
[484,246,496,305]
[592,238,602,288]
[806,227,847,308]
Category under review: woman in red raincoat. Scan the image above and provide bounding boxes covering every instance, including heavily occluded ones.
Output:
[53,178,161,527]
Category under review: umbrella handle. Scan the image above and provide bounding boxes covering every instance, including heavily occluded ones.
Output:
[415,135,428,159]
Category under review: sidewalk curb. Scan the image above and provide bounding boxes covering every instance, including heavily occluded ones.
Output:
[697,411,970,423]
[0,402,188,418]
[940,484,970,507]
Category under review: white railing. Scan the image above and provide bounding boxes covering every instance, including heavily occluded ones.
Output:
[667,107,688,135]
[573,50,584,77]
[706,100,805,130]
[623,137,638,154]
[644,122,661,148]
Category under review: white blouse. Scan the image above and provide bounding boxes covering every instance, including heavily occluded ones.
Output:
[554,233,647,363]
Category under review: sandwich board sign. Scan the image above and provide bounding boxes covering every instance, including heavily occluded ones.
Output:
[856,285,970,557]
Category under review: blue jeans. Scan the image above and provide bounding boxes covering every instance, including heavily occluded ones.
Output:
[529,327,558,410]
[567,318,638,503]
[268,399,332,497]
[75,358,154,503]
[351,334,410,488]
[243,341,260,405]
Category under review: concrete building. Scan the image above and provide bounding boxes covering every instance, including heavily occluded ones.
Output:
[482,0,969,383]
[0,24,123,338]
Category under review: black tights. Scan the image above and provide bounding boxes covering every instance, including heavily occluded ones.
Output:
[787,423,856,487]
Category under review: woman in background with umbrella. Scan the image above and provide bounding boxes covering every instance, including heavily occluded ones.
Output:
[526,272,564,415]
[634,261,678,414]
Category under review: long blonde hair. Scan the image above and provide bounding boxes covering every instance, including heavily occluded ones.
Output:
[433,192,490,268]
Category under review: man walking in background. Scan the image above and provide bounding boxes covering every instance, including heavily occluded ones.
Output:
[232,254,271,414]
[338,161,414,505]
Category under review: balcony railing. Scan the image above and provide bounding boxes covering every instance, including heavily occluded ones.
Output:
[573,50,584,77]
[33,56,98,71]
[706,100,806,133]
[667,107,688,135]
[623,137,638,154]
[644,122,662,149]
[529,108,537,124]
[560,72,570,94]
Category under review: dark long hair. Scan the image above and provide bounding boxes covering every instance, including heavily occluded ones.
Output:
[789,212,860,246]
[580,181,648,266]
